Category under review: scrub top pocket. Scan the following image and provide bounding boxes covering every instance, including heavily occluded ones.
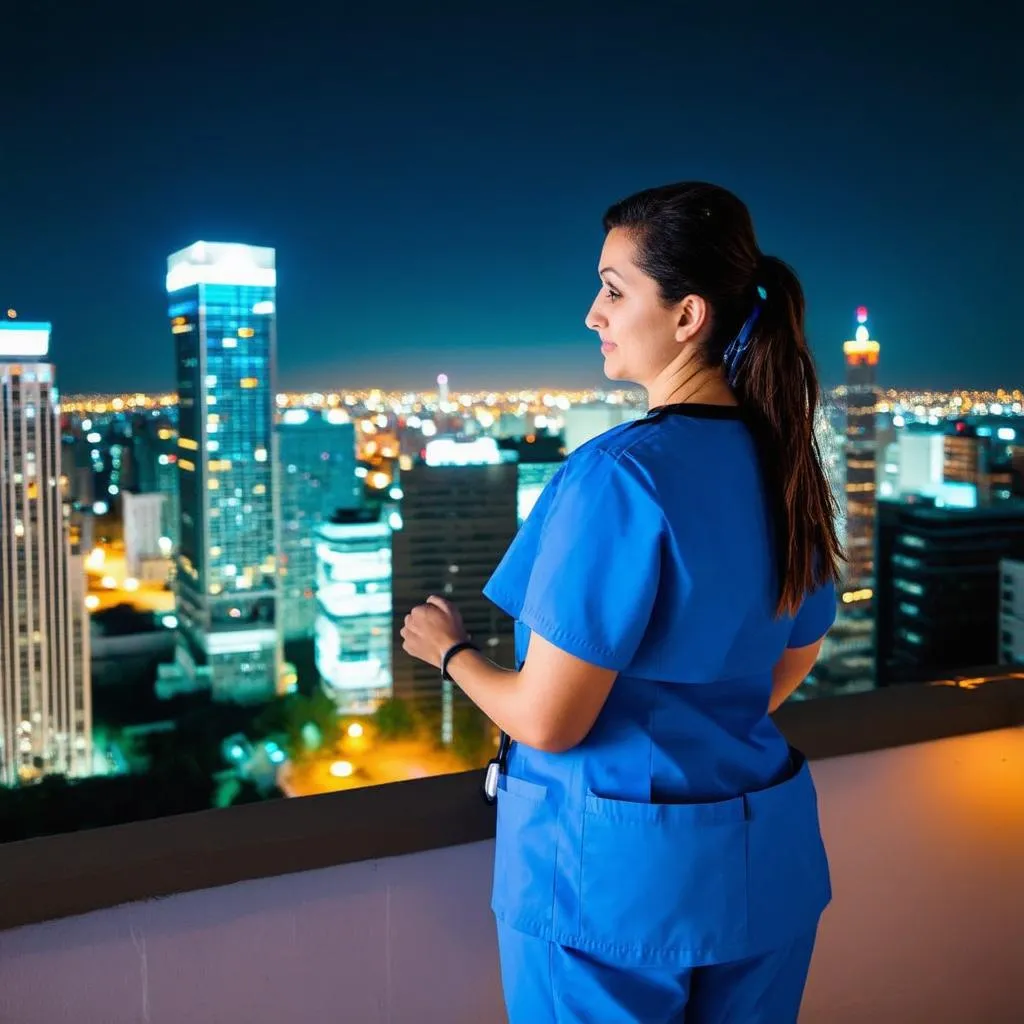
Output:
[578,789,749,964]
[492,775,556,931]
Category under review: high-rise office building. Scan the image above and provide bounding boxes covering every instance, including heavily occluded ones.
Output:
[842,307,880,607]
[999,559,1024,666]
[944,427,989,504]
[163,242,281,703]
[278,408,361,640]
[314,509,393,713]
[390,442,517,741]
[0,320,92,784]
[875,499,1024,685]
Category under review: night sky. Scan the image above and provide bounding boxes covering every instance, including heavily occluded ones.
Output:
[2,2,1020,394]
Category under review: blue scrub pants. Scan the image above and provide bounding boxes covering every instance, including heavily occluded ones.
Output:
[497,924,817,1023]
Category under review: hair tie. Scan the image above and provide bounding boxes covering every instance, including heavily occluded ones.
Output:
[722,286,767,386]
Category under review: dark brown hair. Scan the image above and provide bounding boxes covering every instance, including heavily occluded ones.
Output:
[603,182,843,616]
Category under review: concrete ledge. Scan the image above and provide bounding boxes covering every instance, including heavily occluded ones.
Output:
[2,673,1022,932]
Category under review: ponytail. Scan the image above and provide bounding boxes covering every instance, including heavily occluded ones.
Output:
[733,255,843,617]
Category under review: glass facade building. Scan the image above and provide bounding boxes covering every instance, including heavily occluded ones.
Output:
[0,322,92,784]
[278,409,361,640]
[314,511,393,714]
[165,242,281,703]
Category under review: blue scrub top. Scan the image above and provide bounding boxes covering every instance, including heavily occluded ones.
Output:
[482,403,835,968]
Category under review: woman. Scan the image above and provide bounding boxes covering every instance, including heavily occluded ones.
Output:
[401,181,842,1023]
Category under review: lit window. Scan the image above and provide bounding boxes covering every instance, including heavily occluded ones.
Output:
[254,448,268,462]
[238,327,255,338]
[240,377,259,389]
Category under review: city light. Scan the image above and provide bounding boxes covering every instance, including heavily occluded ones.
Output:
[86,548,106,570]
[347,723,364,739]
[424,437,501,466]
[0,322,51,358]
[84,595,100,611]
[123,578,139,592]
[166,241,277,292]
[330,760,355,778]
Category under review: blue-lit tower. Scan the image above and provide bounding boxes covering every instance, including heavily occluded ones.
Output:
[164,242,282,703]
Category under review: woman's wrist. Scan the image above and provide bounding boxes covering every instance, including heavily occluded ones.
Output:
[441,639,479,681]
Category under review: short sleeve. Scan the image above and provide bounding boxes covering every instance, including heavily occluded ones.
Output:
[787,576,837,649]
[492,448,662,671]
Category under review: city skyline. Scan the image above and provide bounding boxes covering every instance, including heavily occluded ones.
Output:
[3,6,1021,393]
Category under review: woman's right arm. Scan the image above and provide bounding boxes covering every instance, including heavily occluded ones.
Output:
[768,638,825,713]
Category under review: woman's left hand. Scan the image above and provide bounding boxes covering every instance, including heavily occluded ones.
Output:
[401,595,470,669]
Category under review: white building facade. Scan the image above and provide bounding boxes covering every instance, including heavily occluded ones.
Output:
[0,321,92,784]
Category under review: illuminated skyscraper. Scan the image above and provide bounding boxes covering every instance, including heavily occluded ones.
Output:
[437,373,449,407]
[163,242,281,703]
[0,320,92,784]
[843,307,880,607]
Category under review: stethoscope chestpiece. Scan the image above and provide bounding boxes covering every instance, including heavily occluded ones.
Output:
[482,758,501,804]
[481,730,512,804]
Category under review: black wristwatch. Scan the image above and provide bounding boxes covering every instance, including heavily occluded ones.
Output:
[441,640,479,682]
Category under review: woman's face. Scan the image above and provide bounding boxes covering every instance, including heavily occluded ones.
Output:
[585,227,705,387]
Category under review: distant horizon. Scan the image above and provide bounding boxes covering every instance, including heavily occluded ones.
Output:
[54,372,1023,400]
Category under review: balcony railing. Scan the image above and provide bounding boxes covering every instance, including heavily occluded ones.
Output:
[0,676,1022,1023]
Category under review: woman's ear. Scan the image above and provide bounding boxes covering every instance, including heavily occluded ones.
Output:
[674,294,709,345]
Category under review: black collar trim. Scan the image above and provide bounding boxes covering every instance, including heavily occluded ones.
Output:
[636,402,744,424]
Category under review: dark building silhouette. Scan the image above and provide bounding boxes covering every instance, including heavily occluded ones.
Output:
[875,499,1024,685]
[390,457,517,741]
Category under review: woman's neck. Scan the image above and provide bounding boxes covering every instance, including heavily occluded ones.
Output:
[646,365,737,411]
